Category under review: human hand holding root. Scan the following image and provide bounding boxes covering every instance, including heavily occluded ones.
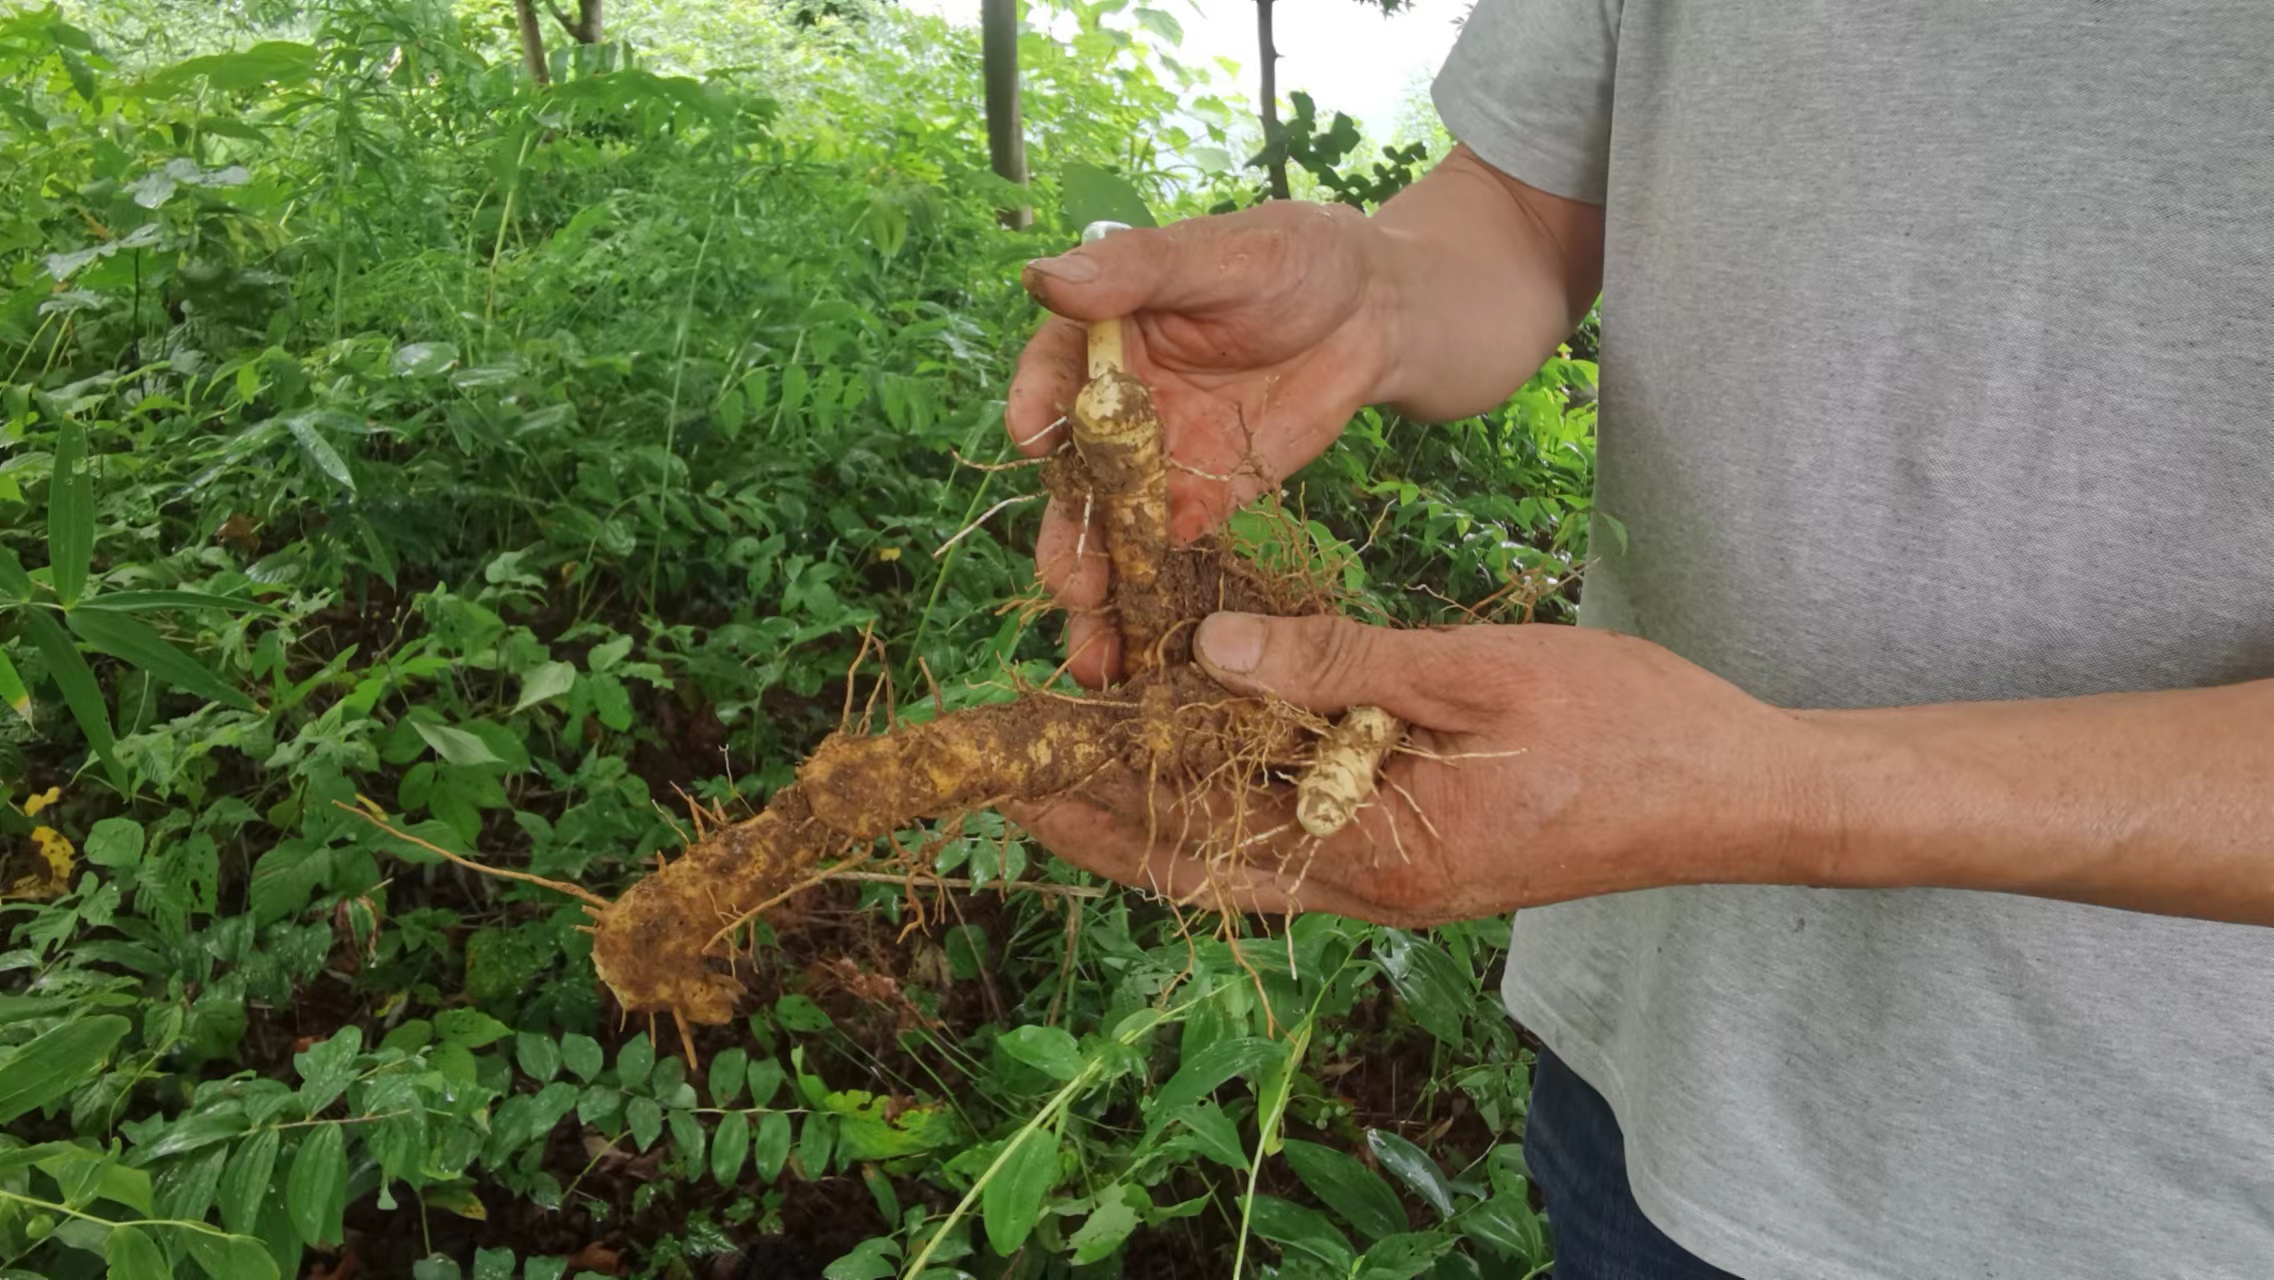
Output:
[1009,611,1826,927]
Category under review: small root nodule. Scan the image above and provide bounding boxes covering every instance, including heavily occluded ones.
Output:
[1295,705,1404,838]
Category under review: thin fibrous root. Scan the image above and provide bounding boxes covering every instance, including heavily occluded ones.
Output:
[1295,705,1403,838]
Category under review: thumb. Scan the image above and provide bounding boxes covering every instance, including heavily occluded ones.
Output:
[1193,612,1491,729]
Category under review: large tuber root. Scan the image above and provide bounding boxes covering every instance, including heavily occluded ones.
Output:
[586,237,1405,1039]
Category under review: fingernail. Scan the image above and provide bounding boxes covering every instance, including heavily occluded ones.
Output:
[1026,253,1100,284]
[1196,612,1267,675]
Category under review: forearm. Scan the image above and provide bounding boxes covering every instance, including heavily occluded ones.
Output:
[1796,680,2274,925]
[1367,144,1606,421]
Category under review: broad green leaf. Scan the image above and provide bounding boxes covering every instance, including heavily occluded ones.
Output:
[560,1032,604,1082]
[292,1026,362,1114]
[1458,1193,1548,1263]
[285,1125,348,1248]
[1145,1036,1283,1120]
[1069,1184,1145,1264]
[22,603,119,786]
[997,1025,1082,1081]
[981,1128,1057,1257]
[753,1111,792,1181]
[435,1008,510,1048]
[67,609,255,711]
[411,720,502,767]
[1367,1130,1455,1219]
[1375,931,1472,1046]
[1355,1231,1458,1280]
[798,1111,836,1176]
[473,1247,516,1280]
[1282,1140,1408,1242]
[48,417,92,605]
[82,817,144,869]
[286,414,357,493]
[746,1059,786,1108]
[183,1230,282,1280]
[821,1237,899,1280]
[517,1032,563,1082]
[707,1047,748,1105]
[626,1096,663,1152]
[1248,1194,1356,1271]
[773,994,831,1034]
[0,651,30,725]
[148,41,318,94]
[513,660,576,712]
[710,1112,749,1184]
[1060,162,1157,230]
[103,1224,168,1280]
[1133,6,1184,44]
[219,1129,280,1232]
[0,546,36,600]
[0,1015,130,1123]
[615,1033,654,1089]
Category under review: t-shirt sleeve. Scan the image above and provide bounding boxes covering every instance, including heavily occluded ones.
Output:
[1430,0,1622,204]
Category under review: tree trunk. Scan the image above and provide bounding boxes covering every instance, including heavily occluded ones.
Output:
[579,0,604,43]
[1256,0,1289,200]
[512,0,551,85]
[981,0,1031,228]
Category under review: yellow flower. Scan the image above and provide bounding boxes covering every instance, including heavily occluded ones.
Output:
[3,825,75,902]
[20,787,60,818]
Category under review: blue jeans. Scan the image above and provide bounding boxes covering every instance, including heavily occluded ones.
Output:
[1524,1049,1742,1280]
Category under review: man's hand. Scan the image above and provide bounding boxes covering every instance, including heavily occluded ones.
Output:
[1007,148,1605,687]
[1010,613,1825,927]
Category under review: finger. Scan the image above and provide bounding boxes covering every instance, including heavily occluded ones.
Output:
[1007,794,1287,910]
[1063,614,1120,690]
[1022,202,1336,324]
[1192,612,1510,730]
[1033,495,1109,607]
[1007,315,1087,456]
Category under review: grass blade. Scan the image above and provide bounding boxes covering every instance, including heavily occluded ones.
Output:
[47,418,94,605]
[20,608,120,787]
[67,608,256,711]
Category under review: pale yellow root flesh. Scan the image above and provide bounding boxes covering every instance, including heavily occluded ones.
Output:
[1295,705,1403,838]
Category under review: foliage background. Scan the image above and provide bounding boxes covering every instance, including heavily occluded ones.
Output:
[0,1,1599,1276]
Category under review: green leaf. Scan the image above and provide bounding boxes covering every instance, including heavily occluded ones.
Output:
[219,1129,280,1233]
[1366,1130,1455,1219]
[821,1237,899,1280]
[1375,931,1473,1046]
[798,1111,836,1176]
[997,1025,1082,1081]
[292,1026,363,1114]
[1282,1140,1408,1242]
[184,1230,283,1280]
[412,721,503,767]
[67,608,255,711]
[1248,1195,1356,1271]
[707,1047,748,1105]
[981,1128,1057,1256]
[286,414,357,494]
[21,609,118,784]
[561,1033,604,1081]
[1355,1231,1458,1280]
[285,1125,348,1248]
[1133,7,1183,44]
[616,1033,653,1089]
[0,547,37,601]
[0,1015,130,1123]
[517,1032,563,1082]
[753,1111,792,1182]
[473,1247,516,1280]
[104,1224,168,1280]
[82,817,144,869]
[75,589,285,617]
[710,1112,749,1184]
[773,994,831,1033]
[626,1096,663,1152]
[436,1008,510,1048]
[513,660,576,712]
[48,417,93,606]
[1060,162,1158,230]
[746,1058,786,1108]
[1146,1036,1283,1121]
[0,651,32,725]
[148,41,318,93]
[1458,1193,1548,1263]
[1069,1184,1145,1264]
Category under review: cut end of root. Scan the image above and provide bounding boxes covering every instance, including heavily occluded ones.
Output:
[1295,705,1403,839]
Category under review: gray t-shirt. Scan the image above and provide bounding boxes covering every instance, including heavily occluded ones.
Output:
[1432,3,2274,1276]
